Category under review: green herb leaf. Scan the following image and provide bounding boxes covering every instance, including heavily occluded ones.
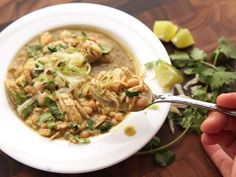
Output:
[21,103,36,119]
[33,61,44,77]
[154,150,175,167]
[47,120,56,129]
[65,133,90,144]
[74,135,90,144]
[155,60,163,66]
[190,113,206,134]
[9,92,27,105]
[86,119,94,131]
[66,133,75,140]
[100,121,112,133]
[177,107,207,134]
[197,66,215,84]
[45,96,64,120]
[125,90,139,97]
[145,62,155,70]
[183,68,195,75]
[45,80,56,91]
[65,82,69,88]
[213,37,236,64]
[48,45,57,53]
[48,43,66,53]
[33,70,43,78]
[26,45,42,58]
[143,136,161,150]
[37,112,54,125]
[191,86,208,101]
[170,51,190,60]
[177,108,195,128]
[190,47,208,61]
[210,71,236,89]
[69,121,78,128]
[81,31,87,38]
[169,51,190,68]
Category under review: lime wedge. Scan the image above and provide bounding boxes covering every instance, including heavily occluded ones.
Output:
[153,21,178,42]
[171,28,194,48]
[155,60,184,90]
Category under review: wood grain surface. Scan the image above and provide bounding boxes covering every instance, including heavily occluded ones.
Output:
[1,0,236,176]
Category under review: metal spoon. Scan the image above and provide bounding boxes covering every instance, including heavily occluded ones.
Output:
[152,94,236,117]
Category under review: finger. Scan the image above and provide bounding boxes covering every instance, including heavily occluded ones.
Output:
[226,140,236,156]
[201,112,227,134]
[201,132,235,146]
[224,117,236,131]
[202,143,233,177]
[231,156,236,176]
[217,93,236,109]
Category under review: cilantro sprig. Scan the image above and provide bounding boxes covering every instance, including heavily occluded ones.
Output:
[213,37,236,65]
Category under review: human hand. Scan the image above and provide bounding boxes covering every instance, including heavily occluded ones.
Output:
[201,93,236,177]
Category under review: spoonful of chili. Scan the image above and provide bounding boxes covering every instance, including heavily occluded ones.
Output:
[90,67,236,117]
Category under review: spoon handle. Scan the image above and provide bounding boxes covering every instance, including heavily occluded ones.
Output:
[152,94,236,117]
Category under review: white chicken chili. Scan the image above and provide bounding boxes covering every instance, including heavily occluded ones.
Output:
[5,28,138,143]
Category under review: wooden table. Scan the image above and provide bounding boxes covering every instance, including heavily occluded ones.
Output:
[2,0,235,176]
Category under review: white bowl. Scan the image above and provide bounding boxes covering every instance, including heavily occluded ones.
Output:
[0,3,170,173]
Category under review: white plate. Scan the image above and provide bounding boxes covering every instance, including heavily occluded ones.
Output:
[0,3,171,173]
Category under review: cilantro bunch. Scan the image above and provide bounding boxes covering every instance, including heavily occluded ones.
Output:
[138,37,236,167]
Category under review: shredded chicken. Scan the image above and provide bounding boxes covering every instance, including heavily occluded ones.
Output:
[80,40,103,63]
[91,67,153,112]
[57,93,83,123]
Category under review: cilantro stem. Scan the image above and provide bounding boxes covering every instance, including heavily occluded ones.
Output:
[200,61,217,69]
[137,122,192,155]
[213,51,220,66]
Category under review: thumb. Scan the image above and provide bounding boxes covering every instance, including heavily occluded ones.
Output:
[201,140,233,177]
[230,156,236,177]
[217,93,236,109]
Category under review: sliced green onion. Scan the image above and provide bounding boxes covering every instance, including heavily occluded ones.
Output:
[74,136,90,144]
[37,112,54,125]
[100,43,112,54]
[47,121,56,129]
